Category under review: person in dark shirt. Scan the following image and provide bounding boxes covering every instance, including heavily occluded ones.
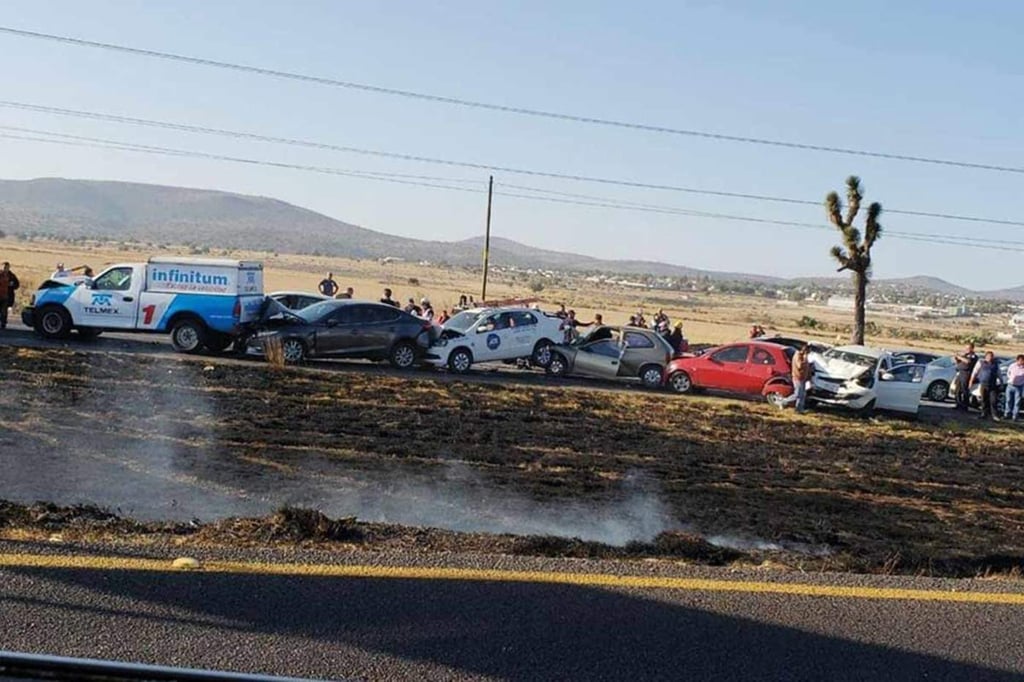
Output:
[318,273,338,297]
[335,287,354,299]
[970,351,1001,421]
[0,261,20,329]
[380,288,399,307]
[953,342,978,412]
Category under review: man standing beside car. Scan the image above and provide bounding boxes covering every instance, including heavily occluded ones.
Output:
[953,342,978,412]
[0,261,19,329]
[1003,354,1024,421]
[970,350,1001,421]
[779,344,812,414]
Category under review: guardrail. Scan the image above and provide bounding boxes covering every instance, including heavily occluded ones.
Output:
[0,650,328,681]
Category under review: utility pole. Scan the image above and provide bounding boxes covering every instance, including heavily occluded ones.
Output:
[481,175,493,302]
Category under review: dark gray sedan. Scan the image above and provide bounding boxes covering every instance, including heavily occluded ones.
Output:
[545,325,673,388]
[247,299,437,367]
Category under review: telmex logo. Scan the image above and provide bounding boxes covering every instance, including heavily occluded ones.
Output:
[152,269,230,286]
[91,293,113,306]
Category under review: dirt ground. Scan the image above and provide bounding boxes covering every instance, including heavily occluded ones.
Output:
[2,345,1023,578]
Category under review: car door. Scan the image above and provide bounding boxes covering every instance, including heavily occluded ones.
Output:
[364,304,403,353]
[76,266,141,329]
[511,310,540,357]
[619,330,656,377]
[702,345,750,390]
[472,312,515,361]
[875,363,925,413]
[315,305,357,355]
[571,339,623,379]
[745,346,779,393]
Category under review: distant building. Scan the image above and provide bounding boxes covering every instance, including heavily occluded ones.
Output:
[826,296,855,311]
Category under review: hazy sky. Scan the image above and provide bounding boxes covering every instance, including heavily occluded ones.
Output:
[2,1,1022,289]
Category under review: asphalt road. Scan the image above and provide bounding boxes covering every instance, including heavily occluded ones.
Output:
[2,541,1024,681]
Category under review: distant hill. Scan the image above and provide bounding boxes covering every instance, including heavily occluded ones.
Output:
[0,177,1019,300]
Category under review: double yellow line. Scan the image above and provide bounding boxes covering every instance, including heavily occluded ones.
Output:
[3,552,1024,605]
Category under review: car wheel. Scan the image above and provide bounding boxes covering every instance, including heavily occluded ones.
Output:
[764,389,787,407]
[37,305,72,339]
[926,380,949,403]
[390,341,418,369]
[280,338,306,364]
[668,371,693,394]
[639,364,663,389]
[170,318,207,354]
[546,352,568,377]
[531,340,554,368]
[447,347,473,374]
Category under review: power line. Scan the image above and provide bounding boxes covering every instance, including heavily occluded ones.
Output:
[4,126,1023,253]
[1,25,1022,175]
[2,100,1023,229]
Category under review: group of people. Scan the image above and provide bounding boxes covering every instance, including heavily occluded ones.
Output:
[554,303,686,352]
[317,274,451,324]
[953,342,1024,421]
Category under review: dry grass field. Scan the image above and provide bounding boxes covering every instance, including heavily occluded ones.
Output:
[2,237,1016,354]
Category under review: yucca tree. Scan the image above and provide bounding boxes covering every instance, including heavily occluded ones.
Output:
[826,175,883,345]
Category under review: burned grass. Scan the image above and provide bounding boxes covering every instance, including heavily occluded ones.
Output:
[1,346,1023,577]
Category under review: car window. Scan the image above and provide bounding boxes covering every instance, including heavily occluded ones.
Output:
[477,314,500,333]
[366,305,401,323]
[324,305,354,325]
[93,267,133,291]
[711,345,748,364]
[585,339,621,358]
[623,331,654,349]
[886,364,924,383]
[512,311,537,327]
[751,348,775,365]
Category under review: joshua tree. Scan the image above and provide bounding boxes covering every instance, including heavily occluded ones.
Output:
[826,176,883,345]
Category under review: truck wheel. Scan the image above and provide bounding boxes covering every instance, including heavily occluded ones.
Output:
[447,347,473,374]
[389,340,418,369]
[37,306,72,340]
[170,318,207,354]
[204,332,233,353]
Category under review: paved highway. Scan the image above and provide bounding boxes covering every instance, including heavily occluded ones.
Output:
[2,541,1023,681]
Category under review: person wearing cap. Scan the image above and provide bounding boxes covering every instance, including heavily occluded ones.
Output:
[318,272,338,297]
[420,298,434,321]
[0,261,19,330]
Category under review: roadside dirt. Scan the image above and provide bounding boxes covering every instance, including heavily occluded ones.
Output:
[2,346,1023,577]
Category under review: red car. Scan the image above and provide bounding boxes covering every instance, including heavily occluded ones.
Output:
[664,341,795,405]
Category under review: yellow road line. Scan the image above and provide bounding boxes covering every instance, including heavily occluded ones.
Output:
[1,552,1023,605]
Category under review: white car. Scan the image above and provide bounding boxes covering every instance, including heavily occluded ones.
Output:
[808,345,927,415]
[423,306,564,373]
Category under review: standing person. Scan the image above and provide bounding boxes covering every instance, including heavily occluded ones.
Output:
[437,309,451,325]
[420,298,434,321]
[0,262,19,330]
[404,298,422,316]
[560,310,583,343]
[953,343,979,411]
[668,322,685,353]
[556,303,568,319]
[318,272,338,298]
[380,288,399,307]
[635,310,647,328]
[336,287,354,299]
[779,344,812,414]
[970,351,1002,421]
[1004,354,1024,421]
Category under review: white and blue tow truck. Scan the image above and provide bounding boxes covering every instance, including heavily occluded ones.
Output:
[21,257,265,353]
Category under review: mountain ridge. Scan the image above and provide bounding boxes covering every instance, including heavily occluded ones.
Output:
[0,177,1019,300]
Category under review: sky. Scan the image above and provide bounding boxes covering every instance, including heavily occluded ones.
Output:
[2,0,1022,290]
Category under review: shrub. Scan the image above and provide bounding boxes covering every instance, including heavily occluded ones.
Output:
[408,277,420,286]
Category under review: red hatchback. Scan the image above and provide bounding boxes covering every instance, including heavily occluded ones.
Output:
[664,341,795,405]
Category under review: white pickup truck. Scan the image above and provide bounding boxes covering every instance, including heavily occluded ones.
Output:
[22,257,265,353]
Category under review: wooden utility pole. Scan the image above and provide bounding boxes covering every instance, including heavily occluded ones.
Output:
[481,175,493,302]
